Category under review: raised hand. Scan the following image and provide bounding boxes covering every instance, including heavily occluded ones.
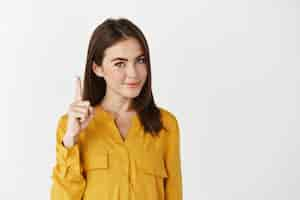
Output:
[63,76,95,147]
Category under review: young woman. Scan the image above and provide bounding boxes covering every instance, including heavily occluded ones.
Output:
[50,17,183,200]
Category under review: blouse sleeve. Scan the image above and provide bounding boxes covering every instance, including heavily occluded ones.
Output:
[164,116,183,200]
[50,115,86,200]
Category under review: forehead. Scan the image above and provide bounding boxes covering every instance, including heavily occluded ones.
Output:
[104,37,144,60]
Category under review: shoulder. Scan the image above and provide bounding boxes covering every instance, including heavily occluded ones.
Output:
[158,106,177,121]
[157,106,180,133]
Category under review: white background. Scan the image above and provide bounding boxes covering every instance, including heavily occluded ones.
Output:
[0,0,299,199]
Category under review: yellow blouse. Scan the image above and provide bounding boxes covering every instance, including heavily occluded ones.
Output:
[50,105,183,200]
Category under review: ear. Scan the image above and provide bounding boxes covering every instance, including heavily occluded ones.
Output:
[92,61,104,77]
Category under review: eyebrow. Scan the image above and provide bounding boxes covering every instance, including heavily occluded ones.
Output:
[111,54,145,62]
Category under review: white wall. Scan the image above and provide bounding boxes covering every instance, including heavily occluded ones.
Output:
[0,0,299,199]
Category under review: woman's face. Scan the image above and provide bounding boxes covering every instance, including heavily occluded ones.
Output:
[92,37,148,99]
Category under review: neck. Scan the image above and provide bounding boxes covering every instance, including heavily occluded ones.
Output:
[100,94,134,116]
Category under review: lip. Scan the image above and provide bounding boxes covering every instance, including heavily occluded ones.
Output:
[126,82,140,87]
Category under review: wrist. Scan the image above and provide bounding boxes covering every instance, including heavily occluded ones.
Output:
[63,132,78,148]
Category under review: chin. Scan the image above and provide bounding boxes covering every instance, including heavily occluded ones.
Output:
[124,92,140,99]
[121,90,141,98]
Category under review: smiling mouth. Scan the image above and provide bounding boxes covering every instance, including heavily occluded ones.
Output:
[126,82,140,87]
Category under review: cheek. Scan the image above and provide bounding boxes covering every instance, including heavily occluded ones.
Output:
[103,70,124,85]
[110,71,127,84]
[139,66,148,79]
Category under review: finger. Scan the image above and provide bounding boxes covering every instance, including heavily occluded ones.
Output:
[88,106,94,115]
[86,106,94,118]
[79,117,86,123]
[72,107,89,115]
[70,101,90,111]
[69,102,87,113]
[74,100,90,107]
[82,107,95,123]
[71,105,89,110]
[74,76,83,101]
[71,112,86,121]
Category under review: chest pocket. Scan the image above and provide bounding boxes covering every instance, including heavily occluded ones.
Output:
[83,150,109,171]
[136,151,168,179]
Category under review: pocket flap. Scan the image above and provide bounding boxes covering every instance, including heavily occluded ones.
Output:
[84,151,108,170]
[136,151,168,178]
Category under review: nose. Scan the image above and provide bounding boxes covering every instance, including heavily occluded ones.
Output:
[126,64,138,78]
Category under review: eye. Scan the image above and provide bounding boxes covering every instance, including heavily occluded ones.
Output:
[114,62,125,68]
[137,57,146,64]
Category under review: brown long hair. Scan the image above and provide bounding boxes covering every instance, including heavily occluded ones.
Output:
[82,17,165,135]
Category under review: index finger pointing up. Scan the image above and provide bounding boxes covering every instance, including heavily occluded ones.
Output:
[74,76,83,101]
